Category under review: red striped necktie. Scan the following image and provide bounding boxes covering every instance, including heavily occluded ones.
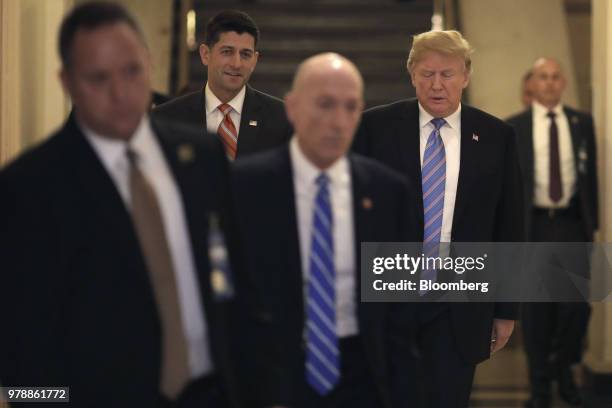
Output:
[217,103,238,160]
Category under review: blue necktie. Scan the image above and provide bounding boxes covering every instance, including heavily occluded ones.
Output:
[305,173,340,395]
[421,118,446,294]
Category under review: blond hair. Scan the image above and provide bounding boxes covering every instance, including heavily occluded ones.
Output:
[407,30,474,74]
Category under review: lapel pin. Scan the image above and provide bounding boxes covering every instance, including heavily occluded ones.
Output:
[472,133,479,142]
[571,116,579,124]
[249,120,258,127]
[211,269,229,295]
[177,144,195,163]
[362,197,373,210]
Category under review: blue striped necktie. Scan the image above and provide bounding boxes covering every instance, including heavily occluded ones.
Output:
[305,173,340,395]
[421,118,446,293]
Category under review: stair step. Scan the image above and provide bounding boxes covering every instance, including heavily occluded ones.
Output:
[189,0,432,106]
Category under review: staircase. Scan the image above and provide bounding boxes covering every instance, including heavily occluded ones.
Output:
[191,0,433,108]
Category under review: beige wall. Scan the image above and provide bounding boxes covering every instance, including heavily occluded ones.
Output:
[1,0,70,166]
[586,0,612,372]
[20,0,70,146]
[567,10,592,110]
[459,0,580,119]
[77,0,174,94]
[0,0,174,168]
[0,0,22,165]
[122,0,174,94]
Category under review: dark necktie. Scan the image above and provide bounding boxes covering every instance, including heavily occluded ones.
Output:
[127,149,190,399]
[547,111,563,202]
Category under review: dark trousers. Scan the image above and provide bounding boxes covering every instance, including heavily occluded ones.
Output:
[403,305,476,408]
[522,208,592,398]
[159,374,230,408]
[302,336,382,408]
[522,302,591,396]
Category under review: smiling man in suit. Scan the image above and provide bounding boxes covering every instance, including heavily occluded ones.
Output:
[353,30,524,407]
[507,58,597,408]
[232,53,418,408]
[152,10,292,160]
[0,3,243,407]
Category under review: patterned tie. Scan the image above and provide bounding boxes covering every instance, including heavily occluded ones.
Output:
[421,118,446,293]
[217,103,238,160]
[305,173,340,395]
[547,111,563,202]
[127,149,190,399]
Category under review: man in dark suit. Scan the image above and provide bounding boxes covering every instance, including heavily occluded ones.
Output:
[152,10,292,160]
[507,58,597,408]
[0,3,242,407]
[353,30,523,408]
[233,53,417,408]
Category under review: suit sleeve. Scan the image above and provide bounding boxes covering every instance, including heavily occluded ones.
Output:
[493,127,524,320]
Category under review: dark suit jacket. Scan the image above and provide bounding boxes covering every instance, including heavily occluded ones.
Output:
[231,146,419,408]
[0,115,243,407]
[353,98,524,364]
[151,85,293,158]
[506,106,598,241]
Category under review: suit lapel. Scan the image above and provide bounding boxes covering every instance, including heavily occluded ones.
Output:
[451,106,479,232]
[397,100,424,231]
[236,86,262,157]
[564,106,583,172]
[67,116,152,290]
[152,120,214,300]
[521,109,535,189]
[276,149,305,324]
[199,88,208,134]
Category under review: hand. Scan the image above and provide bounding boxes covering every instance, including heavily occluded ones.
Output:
[490,318,515,354]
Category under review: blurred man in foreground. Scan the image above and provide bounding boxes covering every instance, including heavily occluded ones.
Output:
[233,52,418,408]
[0,2,242,406]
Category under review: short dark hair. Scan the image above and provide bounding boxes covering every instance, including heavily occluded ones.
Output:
[59,1,145,69]
[204,10,259,49]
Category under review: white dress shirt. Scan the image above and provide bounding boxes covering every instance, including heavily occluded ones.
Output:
[418,103,461,243]
[531,101,576,208]
[290,137,358,338]
[205,83,246,135]
[82,116,214,378]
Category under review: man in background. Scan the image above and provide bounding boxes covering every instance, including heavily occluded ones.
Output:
[507,57,597,408]
[0,3,242,406]
[522,69,535,108]
[152,10,292,159]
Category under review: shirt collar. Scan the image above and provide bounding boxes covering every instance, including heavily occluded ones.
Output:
[289,136,350,189]
[205,82,247,116]
[532,100,563,117]
[81,115,153,168]
[417,102,461,130]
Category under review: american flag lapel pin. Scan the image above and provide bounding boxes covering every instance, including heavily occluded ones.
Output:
[249,120,258,127]
[472,133,479,142]
[362,197,373,210]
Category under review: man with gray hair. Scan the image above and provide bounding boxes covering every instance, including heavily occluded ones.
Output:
[354,30,524,407]
[233,52,419,407]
